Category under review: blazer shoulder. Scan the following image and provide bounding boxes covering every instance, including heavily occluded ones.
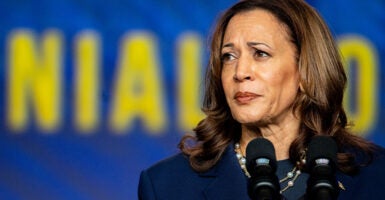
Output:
[145,153,193,176]
[138,153,212,200]
[360,146,385,175]
[339,146,385,199]
[346,145,385,181]
[140,152,202,190]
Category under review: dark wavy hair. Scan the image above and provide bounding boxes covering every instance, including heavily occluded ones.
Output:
[179,0,376,174]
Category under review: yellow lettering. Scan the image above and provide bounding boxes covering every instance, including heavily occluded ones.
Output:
[74,31,100,133]
[338,35,378,136]
[177,33,205,131]
[109,32,167,134]
[7,29,62,132]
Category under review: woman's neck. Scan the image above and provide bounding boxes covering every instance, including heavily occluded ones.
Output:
[239,115,300,161]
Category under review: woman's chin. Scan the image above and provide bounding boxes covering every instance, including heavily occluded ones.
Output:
[235,115,273,127]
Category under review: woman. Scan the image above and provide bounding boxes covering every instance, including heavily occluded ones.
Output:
[138,0,385,199]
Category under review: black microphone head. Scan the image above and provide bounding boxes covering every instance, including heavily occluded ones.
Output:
[305,136,340,199]
[306,135,338,169]
[246,138,277,176]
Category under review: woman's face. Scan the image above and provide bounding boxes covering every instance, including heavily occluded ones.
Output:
[221,9,300,126]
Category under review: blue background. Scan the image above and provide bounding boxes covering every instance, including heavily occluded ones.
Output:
[0,0,384,199]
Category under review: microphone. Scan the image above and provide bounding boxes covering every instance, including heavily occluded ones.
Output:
[246,138,281,200]
[305,136,339,200]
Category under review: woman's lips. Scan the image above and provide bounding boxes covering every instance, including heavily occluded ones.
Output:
[234,92,260,104]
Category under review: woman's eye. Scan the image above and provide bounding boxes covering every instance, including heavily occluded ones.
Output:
[221,53,236,62]
[255,50,269,58]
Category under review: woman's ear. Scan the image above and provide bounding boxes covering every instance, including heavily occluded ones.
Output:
[299,82,305,93]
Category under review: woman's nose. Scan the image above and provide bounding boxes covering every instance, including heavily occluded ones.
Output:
[233,56,254,81]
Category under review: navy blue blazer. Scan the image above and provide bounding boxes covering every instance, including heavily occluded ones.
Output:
[138,144,385,200]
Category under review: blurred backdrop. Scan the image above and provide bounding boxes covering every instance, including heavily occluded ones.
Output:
[0,0,384,199]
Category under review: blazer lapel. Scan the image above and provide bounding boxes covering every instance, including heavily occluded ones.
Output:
[199,144,250,200]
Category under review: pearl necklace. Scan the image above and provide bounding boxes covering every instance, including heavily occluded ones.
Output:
[234,143,306,194]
